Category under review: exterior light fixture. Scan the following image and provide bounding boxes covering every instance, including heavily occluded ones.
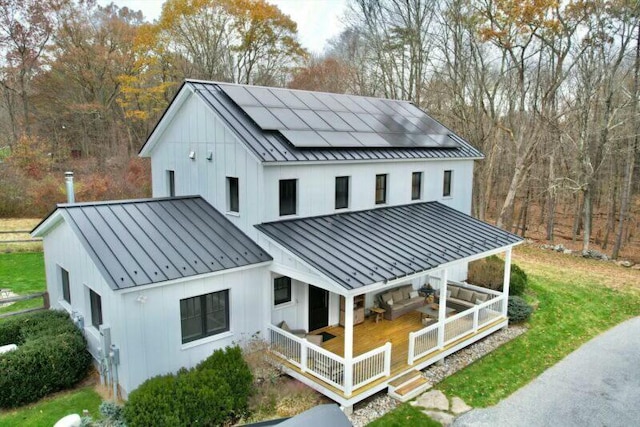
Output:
[189,151,196,160]
[206,151,213,161]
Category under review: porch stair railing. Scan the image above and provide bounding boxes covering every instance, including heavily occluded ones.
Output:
[267,324,391,394]
[408,295,506,365]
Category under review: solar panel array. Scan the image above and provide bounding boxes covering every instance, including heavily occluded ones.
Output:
[217,84,460,149]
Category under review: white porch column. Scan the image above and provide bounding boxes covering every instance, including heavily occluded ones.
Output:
[343,294,354,397]
[502,247,512,317]
[437,269,448,348]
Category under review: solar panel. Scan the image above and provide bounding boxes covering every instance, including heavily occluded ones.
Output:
[216,83,461,150]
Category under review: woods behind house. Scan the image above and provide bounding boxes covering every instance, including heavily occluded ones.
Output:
[0,0,638,259]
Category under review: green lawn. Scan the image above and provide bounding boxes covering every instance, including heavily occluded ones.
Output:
[0,252,46,314]
[0,387,102,427]
[370,253,640,425]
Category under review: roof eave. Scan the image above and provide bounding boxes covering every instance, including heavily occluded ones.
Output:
[31,208,64,237]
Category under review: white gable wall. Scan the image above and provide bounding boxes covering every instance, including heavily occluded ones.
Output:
[149,92,264,239]
[118,265,269,394]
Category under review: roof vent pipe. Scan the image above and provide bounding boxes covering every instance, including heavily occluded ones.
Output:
[64,171,75,204]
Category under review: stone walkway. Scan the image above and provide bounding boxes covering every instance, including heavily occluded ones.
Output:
[411,390,472,426]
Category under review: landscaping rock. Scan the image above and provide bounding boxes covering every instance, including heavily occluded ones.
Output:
[563,249,573,255]
[632,264,640,270]
[423,410,455,426]
[553,244,565,252]
[53,414,81,427]
[616,260,633,267]
[412,390,449,411]
[582,249,608,260]
[450,396,472,414]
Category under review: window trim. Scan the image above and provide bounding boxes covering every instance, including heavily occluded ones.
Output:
[375,174,388,205]
[273,276,292,306]
[411,171,422,201]
[279,179,297,216]
[89,288,102,329]
[443,170,453,198]
[335,176,350,210]
[60,266,71,304]
[227,176,239,213]
[180,290,230,344]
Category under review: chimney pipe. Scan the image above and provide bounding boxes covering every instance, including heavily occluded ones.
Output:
[64,171,75,204]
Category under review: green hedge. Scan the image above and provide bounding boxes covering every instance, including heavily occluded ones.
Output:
[468,255,528,296]
[124,346,253,427]
[507,296,533,323]
[0,310,93,408]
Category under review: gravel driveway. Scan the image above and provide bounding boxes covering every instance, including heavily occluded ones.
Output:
[454,317,640,427]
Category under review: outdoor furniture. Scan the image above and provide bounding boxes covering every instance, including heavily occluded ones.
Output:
[377,285,424,320]
[370,307,385,323]
[436,283,492,312]
[415,304,455,322]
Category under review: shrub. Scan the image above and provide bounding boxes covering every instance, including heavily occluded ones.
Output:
[0,310,92,408]
[81,401,127,427]
[124,346,253,427]
[468,255,528,296]
[507,296,533,323]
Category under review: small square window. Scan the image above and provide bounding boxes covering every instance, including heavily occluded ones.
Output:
[279,179,297,216]
[89,289,102,329]
[443,170,452,197]
[227,177,239,213]
[274,276,292,306]
[375,174,387,204]
[412,172,422,200]
[335,176,349,209]
[60,267,71,304]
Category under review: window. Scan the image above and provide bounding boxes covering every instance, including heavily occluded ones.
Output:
[412,172,422,200]
[167,170,175,197]
[274,276,292,306]
[375,174,387,204]
[60,267,71,304]
[89,289,102,329]
[279,179,297,216]
[180,290,229,344]
[443,170,452,197]
[335,176,349,209]
[227,177,239,213]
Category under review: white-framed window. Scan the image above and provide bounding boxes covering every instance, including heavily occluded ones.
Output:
[180,290,230,344]
[443,170,452,197]
[274,276,292,306]
[89,288,102,329]
[167,170,175,197]
[59,266,71,304]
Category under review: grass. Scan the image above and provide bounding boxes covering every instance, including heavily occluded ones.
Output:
[370,244,640,425]
[0,218,43,253]
[0,387,102,427]
[369,404,441,427]
[0,252,46,314]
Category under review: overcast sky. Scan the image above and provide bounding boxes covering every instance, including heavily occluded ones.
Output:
[103,0,348,54]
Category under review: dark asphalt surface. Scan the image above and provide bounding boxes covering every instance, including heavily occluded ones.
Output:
[454,317,640,427]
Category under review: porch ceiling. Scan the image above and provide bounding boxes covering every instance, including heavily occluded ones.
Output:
[256,202,522,290]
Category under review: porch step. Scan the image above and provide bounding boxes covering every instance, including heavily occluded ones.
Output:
[388,369,431,403]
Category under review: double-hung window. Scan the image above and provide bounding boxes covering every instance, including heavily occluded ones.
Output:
[180,290,230,344]
[412,172,422,200]
[335,176,349,209]
[375,174,387,204]
[274,276,292,306]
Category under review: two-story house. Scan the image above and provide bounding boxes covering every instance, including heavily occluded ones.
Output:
[32,80,522,410]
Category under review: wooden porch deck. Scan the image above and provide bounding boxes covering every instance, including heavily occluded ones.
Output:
[275,310,507,402]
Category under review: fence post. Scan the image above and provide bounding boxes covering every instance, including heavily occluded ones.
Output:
[43,292,50,309]
[384,342,392,376]
[300,339,307,373]
[407,332,415,365]
[472,306,479,333]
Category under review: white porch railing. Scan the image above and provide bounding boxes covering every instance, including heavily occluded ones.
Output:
[352,342,392,390]
[408,295,507,365]
[267,324,391,394]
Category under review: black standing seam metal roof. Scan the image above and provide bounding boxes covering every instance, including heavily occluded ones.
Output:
[186,81,484,163]
[51,196,271,290]
[255,202,523,290]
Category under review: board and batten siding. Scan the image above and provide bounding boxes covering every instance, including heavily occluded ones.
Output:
[118,265,270,394]
[261,159,474,223]
[149,92,264,239]
[42,221,119,363]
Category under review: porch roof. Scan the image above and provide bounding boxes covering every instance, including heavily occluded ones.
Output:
[256,202,522,290]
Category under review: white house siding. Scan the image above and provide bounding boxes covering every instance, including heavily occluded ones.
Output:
[42,222,119,362]
[149,92,264,240]
[117,266,269,395]
[261,159,474,223]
